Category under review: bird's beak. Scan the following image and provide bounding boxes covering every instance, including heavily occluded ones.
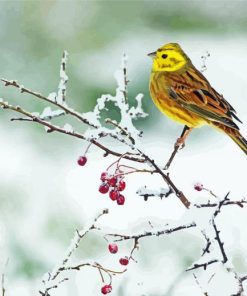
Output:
[147,51,156,58]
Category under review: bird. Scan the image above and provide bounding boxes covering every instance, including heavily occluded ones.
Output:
[148,42,247,155]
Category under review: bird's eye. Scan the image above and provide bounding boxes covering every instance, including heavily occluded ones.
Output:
[162,54,168,59]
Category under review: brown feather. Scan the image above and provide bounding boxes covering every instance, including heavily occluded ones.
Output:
[163,65,242,130]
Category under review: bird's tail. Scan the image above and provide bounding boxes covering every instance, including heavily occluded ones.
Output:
[213,123,247,155]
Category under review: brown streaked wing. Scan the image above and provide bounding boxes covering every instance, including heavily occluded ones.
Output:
[163,66,242,130]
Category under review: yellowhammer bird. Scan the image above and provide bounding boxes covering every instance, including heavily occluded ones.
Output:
[148,42,247,155]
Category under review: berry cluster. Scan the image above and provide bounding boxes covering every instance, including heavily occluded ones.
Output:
[99,172,126,205]
[108,243,129,265]
[100,243,130,294]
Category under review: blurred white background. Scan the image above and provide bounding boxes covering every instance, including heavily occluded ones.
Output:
[1,1,247,295]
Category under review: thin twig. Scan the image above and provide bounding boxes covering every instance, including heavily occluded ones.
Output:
[227,268,247,296]
[39,209,109,295]
[194,198,247,208]
[164,125,191,170]
[137,186,173,201]
[0,102,191,208]
[1,78,98,128]
[201,230,211,256]
[105,118,135,145]
[0,100,144,163]
[186,259,219,272]
[210,193,229,264]
[50,209,108,282]
[107,222,196,242]
[193,273,209,296]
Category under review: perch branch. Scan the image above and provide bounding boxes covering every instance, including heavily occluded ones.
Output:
[164,125,192,170]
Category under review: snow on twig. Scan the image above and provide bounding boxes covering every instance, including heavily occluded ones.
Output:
[56,50,69,104]
[82,55,147,143]
[40,209,110,295]
[136,185,173,201]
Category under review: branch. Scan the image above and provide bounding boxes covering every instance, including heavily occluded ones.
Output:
[60,262,126,275]
[201,230,211,256]
[104,114,190,208]
[0,100,144,163]
[1,78,98,128]
[49,209,108,282]
[226,268,247,296]
[107,222,196,242]
[211,218,227,263]
[193,273,209,296]
[40,209,109,295]
[138,150,191,208]
[1,53,192,209]
[164,125,192,170]
[136,186,173,201]
[105,118,135,145]
[210,193,230,264]
[194,198,247,209]
[186,259,219,271]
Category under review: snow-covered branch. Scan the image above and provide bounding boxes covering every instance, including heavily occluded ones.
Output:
[0,52,191,208]
[1,51,247,296]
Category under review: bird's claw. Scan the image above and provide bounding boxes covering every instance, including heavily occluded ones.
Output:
[175,137,185,149]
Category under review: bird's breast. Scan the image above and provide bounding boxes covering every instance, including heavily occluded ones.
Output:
[149,73,206,128]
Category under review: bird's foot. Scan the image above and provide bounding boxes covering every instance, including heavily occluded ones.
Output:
[175,137,186,149]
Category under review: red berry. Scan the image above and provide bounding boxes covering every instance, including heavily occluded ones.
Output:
[101,172,108,182]
[117,194,125,205]
[109,190,119,201]
[118,180,126,191]
[194,183,203,191]
[77,156,87,166]
[119,257,129,266]
[108,243,118,254]
[101,284,112,294]
[99,183,110,194]
[108,177,117,187]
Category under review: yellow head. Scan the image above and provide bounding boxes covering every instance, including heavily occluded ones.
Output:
[148,43,190,72]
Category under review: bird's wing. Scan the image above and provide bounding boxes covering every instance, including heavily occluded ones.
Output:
[165,66,242,130]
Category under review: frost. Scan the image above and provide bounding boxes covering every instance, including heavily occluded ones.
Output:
[82,111,101,127]
[40,106,65,120]
[31,112,40,117]
[44,126,51,132]
[48,92,57,101]
[57,51,69,105]
[63,123,74,133]
[201,51,210,72]
[82,55,148,144]
[19,84,24,92]
[137,186,172,200]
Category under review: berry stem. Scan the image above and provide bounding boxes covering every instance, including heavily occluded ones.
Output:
[84,141,93,155]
